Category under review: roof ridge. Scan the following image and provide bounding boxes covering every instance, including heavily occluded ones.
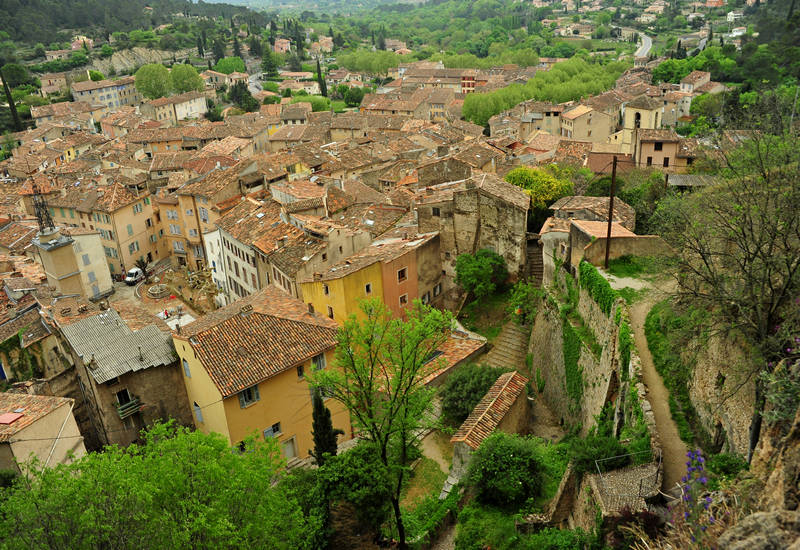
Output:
[454,370,519,441]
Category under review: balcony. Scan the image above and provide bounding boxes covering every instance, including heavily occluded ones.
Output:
[117,398,142,420]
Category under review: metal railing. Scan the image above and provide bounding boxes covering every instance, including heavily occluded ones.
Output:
[117,398,141,420]
[593,448,662,512]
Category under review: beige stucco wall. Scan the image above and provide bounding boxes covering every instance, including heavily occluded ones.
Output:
[5,401,86,472]
[73,233,113,298]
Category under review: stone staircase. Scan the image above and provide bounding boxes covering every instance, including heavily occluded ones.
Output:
[484,322,529,371]
[527,238,543,286]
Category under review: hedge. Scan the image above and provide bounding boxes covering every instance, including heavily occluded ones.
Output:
[578,261,617,316]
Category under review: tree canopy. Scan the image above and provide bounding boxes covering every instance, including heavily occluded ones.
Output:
[134,63,171,99]
[0,422,321,549]
[170,63,203,93]
[455,249,509,298]
[504,165,573,210]
[213,56,245,75]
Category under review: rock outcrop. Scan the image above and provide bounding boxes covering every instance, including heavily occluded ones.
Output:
[718,511,800,550]
[89,47,196,75]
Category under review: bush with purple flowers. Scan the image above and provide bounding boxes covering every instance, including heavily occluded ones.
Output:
[676,449,715,547]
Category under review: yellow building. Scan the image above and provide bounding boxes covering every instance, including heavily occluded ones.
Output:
[174,286,352,461]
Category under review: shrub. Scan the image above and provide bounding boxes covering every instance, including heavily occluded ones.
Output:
[603,507,662,549]
[455,249,508,298]
[706,453,748,479]
[319,442,392,532]
[619,321,632,375]
[468,433,543,508]
[562,316,583,406]
[508,281,543,326]
[440,363,509,426]
[568,434,629,475]
[399,489,460,545]
[579,261,617,316]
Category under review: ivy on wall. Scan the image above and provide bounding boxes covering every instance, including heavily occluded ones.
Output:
[578,261,618,316]
[562,315,583,409]
[0,328,43,383]
[619,321,632,380]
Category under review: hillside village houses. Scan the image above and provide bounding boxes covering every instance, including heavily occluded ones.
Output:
[0,54,725,467]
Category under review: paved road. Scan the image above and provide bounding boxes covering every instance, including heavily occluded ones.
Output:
[635,33,653,57]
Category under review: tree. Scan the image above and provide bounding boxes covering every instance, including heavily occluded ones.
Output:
[196,36,204,58]
[233,35,241,58]
[34,43,46,58]
[100,44,114,58]
[311,299,453,549]
[440,364,509,425]
[0,63,31,88]
[343,86,365,107]
[504,165,573,210]
[212,38,226,63]
[214,56,245,75]
[656,131,800,460]
[0,422,320,548]
[247,35,262,58]
[170,64,203,93]
[88,70,104,81]
[316,59,327,97]
[134,63,171,99]
[228,81,259,112]
[310,389,343,465]
[262,52,279,76]
[468,433,544,508]
[455,249,509,298]
[287,53,303,72]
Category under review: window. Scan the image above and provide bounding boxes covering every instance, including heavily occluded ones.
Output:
[169,224,181,235]
[397,268,407,282]
[127,224,133,236]
[88,271,96,283]
[365,283,372,294]
[399,294,408,306]
[167,209,178,220]
[297,365,305,379]
[654,141,663,151]
[663,157,670,168]
[432,207,440,217]
[312,353,326,371]
[323,284,329,295]
[199,207,209,223]
[128,241,139,254]
[82,253,90,266]
[186,209,193,216]
[133,203,143,214]
[251,273,256,287]
[321,252,327,261]
[263,422,282,438]
[646,156,653,166]
[327,306,334,319]
[183,358,191,377]
[433,283,442,297]
[238,385,261,408]
[173,241,185,253]
[193,402,203,423]
[145,218,152,228]
[188,228,198,237]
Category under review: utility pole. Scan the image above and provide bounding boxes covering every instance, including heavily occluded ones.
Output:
[605,156,617,269]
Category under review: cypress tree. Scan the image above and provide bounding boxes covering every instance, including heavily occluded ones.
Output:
[316,58,327,97]
[310,389,343,466]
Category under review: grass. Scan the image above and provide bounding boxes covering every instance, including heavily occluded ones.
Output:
[459,289,511,344]
[400,457,447,509]
[618,286,648,305]
[331,100,347,112]
[606,255,675,279]
[644,300,712,448]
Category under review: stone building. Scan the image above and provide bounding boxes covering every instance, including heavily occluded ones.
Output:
[415,174,530,305]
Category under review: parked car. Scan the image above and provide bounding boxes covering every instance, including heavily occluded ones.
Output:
[124,267,145,286]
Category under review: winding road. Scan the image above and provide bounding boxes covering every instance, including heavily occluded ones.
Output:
[635,33,653,58]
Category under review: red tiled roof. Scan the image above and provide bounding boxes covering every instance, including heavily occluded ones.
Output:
[179,287,339,397]
[0,393,74,442]
[451,371,528,450]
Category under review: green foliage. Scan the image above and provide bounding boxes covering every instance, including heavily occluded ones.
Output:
[311,299,453,548]
[1,64,33,88]
[134,63,171,99]
[400,489,461,546]
[468,433,544,508]
[337,49,400,74]
[320,441,393,532]
[0,422,319,549]
[29,51,88,73]
[310,389,343,466]
[760,363,800,423]
[100,44,114,58]
[290,95,331,112]
[343,86,365,107]
[606,255,669,279]
[455,503,600,550]
[568,433,629,475]
[169,64,203,93]
[261,52,280,77]
[88,70,104,82]
[228,81,259,112]
[619,321,632,374]
[644,301,709,445]
[262,81,280,93]
[562,315,583,407]
[455,249,508,299]
[440,363,509,426]
[579,261,617,316]
[0,468,17,488]
[458,288,510,343]
[462,58,628,126]
[706,453,748,479]
[504,165,573,210]
[508,281,542,326]
[214,56,245,75]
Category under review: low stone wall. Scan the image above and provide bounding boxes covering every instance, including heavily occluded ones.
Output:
[582,235,673,266]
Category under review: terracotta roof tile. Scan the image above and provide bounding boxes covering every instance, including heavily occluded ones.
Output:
[0,393,74,442]
[180,287,339,397]
[451,371,528,450]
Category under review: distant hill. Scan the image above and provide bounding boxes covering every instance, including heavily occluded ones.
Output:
[0,0,254,44]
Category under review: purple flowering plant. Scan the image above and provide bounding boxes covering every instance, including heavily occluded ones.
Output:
[677,448,713,547]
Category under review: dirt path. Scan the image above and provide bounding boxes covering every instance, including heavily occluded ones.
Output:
[630,299,689,493]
